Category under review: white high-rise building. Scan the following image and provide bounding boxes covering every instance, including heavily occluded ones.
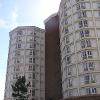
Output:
[59,0,100,99]
[4,26,45,100]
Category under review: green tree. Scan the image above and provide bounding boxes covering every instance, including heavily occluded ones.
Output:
[12,76,30,100]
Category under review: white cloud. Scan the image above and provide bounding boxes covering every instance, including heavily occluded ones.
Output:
[0,7,19,30]
[9,7,19,29]
[0,19,6,28]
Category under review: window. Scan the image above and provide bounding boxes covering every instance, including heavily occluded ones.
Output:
[84,20,88,27]
[33,65,35,71]
[84,74,89,84]
[34,37,36,42]
[33,58,35,63]
[79,20,88,28]
[29,58,32,63]
[15,58,20,63]
[30,43,34,48]
[81,39,91,48]
[66,46,70,53]
[87,51,92,58]
[65,27,69,34]
[84,74,95,84]
[88,62,94,70]
[29,50,35,56]
[98,11,100,17]
[86,88,97,94]
[30,32,33,35]
[16,66,20,71]
[29,50,32,55]
[34,44,36,48]
[79,20,83,28]
[65,37,69,44]
[29,65,32,70]
[77,4,80,10]
[67,78,73,87]
[28,82,31,87]
[65,19,68,24]
[32,90,35,96]
[80,30,89,38]
[97,2,100,9]
[15,50,20,56]
[29,65,35,71]
[17,37,22,42]
[83,62,94,71]
[81,40,85,48]
[17,30,23,35]
[82,11,87,17]
[82,51,87,59]
[86,39,91,47]
[67,67,72,75]
[82,51,93,60]
[64,11,67,16]
[33,73,35,79]
[80,30,84,37]
[66,56,71,64]
[16,44,21,48]
[68,90,73,96]
[78,11,87,18]
[78,12,82,18]
[77,2,86,10]
[34,32,36,36]
[81,2,86,9]
[85,30,89,37]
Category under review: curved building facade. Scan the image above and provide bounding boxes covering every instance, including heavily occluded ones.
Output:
[4,26,45,100]
[59,0,100,99]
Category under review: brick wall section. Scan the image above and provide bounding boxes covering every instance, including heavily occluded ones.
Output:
[45,14,62,100]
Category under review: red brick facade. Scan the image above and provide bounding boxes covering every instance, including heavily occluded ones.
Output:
[45,14,62,100]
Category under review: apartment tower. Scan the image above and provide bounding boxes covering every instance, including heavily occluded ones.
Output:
[59,0,100,99]
[44,13,62,100]
[4,26,45,100]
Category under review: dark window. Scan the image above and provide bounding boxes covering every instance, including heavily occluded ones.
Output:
[86,88,97,94]
[83,62,94,71]
[29,65,32,70]
[17,30,23,35]
[65,28,69,34]
[32,90,35,96]
[66,46,70,53]
[86,40,91,47]
[81,40,85,48]
[79,20,83,28]
[82,11,87,17]
[66,56,71,64]
[82,51,87,59]
[29,58,32,63]
[33,73,35,79]
[17,44,21,48]
[65,37,69,43]
[84,20,88,27]
[30,43,34,48]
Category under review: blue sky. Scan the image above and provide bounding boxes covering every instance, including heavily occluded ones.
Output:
[0,0,61,100]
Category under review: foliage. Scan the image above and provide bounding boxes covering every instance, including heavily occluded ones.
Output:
[12,76,30,100]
